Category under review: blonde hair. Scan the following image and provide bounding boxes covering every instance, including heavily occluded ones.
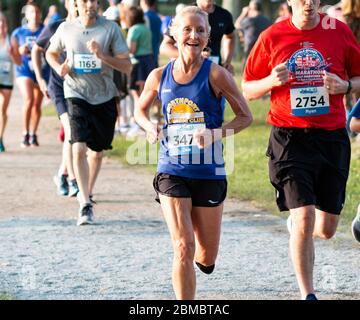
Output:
[170,6,211,37]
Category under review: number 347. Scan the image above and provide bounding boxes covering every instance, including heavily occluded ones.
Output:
[295,96,325,108]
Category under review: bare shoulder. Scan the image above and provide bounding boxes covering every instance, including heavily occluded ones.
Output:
[148,66,166,83]
[209,63,230,81]
[209,63,234,93]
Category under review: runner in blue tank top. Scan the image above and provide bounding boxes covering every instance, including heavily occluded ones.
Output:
[32,0,79,198]
[11,3,50,147]
[135,6,252,300]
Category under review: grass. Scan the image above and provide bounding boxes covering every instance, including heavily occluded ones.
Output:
[0,293,13,300]
[107,97,359,228]
[42,103,57,117]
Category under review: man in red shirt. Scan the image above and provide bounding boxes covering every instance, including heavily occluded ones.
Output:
[242,0,360,300]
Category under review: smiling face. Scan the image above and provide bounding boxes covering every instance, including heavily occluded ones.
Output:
[287,0,320,28]
[171,9,210,59]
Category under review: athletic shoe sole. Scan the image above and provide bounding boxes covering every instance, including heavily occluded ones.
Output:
[53,175,69,196]
[77,216,94,226]
[351,218,360,243]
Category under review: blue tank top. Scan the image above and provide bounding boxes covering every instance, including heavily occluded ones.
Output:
[158,59,225,180]
[11,24,50,82]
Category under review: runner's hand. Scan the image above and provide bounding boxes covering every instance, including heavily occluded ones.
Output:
[270,61,289,87]
[56,58,70,77]
[146,124,159,144]
[87,39,103,59]
[38,78,50,99]
[19,44,30,55]
[323,71,349,95]
[193,128,214,149]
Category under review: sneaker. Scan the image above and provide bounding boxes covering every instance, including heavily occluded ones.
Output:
[351,204,360,243]
[305,293,318,300]
[0,139,5,152]
[53,174,69,196]
[58,126,65,142]
[21,133,30,148]
[126,123,141,138]
[119,123,130,134]
[68,179,79,197]
[77,203,94,226]
[29,134,39,147]
[89,194,97,204]
[287,215,292,234]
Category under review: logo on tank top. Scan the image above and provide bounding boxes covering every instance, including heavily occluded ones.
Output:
[167,98,205,124]
[166,98,206,156]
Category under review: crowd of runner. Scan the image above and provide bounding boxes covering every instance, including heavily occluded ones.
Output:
[0,0,359,300]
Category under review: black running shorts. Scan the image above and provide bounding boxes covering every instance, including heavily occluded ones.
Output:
[67,97,117,152]
[153,172,227,207]
[267,126,350,215]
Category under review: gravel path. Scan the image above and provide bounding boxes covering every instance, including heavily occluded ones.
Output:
[0,89,359,300]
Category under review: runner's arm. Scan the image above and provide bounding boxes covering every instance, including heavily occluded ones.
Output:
[86,39,132,74]
[221,31,235,74]
[323,72,360,95]
[134,67,163,144]
[31,44,49,98]
[210,64,253,137]
[9,36,22,65]
[241,61,289,100]
[46,48,69,77]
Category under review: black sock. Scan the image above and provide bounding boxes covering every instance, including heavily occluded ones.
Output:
[195,262,215,274]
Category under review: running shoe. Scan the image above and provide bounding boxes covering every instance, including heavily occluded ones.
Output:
[53,174,69,196]
[30,134,39,147]
[68,179,79,197]
[58,126,65,142]
[0,139,5,152]
[21,133,30,148]
[77,203,94,226]
[126,123,142,138]
[119,123,130,134]
[351,204,360,243]
[305,293,318,300]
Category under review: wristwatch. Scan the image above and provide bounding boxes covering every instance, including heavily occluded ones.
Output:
[346,80,352,94]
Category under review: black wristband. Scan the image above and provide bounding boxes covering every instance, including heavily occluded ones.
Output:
[346,80,352,94]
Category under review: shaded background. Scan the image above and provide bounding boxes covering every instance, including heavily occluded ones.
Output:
[0,0,340,33]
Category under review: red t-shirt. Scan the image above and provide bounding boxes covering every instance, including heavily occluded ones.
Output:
[244,14,360,130]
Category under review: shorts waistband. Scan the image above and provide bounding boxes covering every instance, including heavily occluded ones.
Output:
[273,127,345,134]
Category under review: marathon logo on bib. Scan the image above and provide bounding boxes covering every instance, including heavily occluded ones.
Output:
[287,47,331,86]
[290,86,330,116]
[165,98,206,156]
[73,54,101,74]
